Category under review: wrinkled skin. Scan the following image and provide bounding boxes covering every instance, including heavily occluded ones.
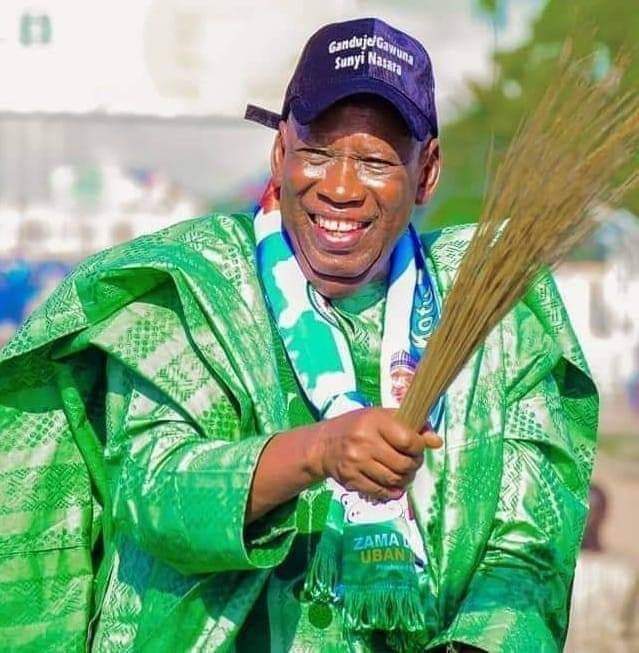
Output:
[270,95,441,298]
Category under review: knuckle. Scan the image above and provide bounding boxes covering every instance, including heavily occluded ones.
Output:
[344,444,359,463]
[366,488,385,503]
[379,488,393,502]
[351,413,365,430]
[396,431,412,449]
[351,421,369,443]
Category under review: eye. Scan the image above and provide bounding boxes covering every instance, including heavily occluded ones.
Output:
[360,157,395,171]
[298,148,330,164]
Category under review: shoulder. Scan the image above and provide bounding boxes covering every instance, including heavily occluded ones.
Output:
[156,212,255,251]
[416,223,477,297]
[419,223,477,277]
[419,222,477,249]
[99,212,255,264]
[58,211,257,292]
[417,221,593,388]
[78,211,258,310]
[418,221,566,309]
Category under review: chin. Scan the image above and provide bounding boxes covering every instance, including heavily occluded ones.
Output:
[290,224,387,298]
[316,281,361,299]
[305,266,376,299]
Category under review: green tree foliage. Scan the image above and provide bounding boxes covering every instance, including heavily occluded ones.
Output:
[421,0,639,229]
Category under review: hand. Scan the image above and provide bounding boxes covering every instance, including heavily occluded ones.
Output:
[307,407,442,501]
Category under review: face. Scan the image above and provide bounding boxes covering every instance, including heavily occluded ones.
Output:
[390,365,415,404]
[271,97,440,298]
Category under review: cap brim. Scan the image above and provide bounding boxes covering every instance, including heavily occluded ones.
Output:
[244,104,282,129]
[289,78,434,140]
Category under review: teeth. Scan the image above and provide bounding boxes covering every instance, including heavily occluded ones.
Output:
[315,216,366,232]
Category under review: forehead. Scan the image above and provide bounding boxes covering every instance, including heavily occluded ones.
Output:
[291,95,415,151]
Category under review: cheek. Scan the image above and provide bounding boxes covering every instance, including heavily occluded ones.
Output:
[363,170,416,210]
[300,162,326,181]
[283,159,324,192]
[355,166,387,190]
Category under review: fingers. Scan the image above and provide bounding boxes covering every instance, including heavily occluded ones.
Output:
[372,443,423,479]
[349,473,403,502]
[323,408,442,497]
[363,459,415,489]
[378,411,442,455]
[380,422,423,456]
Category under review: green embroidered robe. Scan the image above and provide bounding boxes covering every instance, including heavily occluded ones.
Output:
[0,214,598,652]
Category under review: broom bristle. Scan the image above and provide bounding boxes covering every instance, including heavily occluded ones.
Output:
[398,56,639,431]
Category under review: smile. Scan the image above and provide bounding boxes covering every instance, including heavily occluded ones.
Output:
[312,215,369,232]
[309,213,373,251]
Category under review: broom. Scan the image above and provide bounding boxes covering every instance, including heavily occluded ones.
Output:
[398,55,639,431]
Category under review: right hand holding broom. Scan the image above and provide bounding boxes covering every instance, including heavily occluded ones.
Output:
[307,407,443,502]
[247,408,442,523]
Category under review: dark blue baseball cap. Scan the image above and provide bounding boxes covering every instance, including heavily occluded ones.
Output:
[245,17,438,140]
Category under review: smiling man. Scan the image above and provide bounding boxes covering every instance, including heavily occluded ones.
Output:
[0,17,597,653]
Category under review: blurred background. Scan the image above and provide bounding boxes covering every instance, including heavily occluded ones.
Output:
[0,0,637,646]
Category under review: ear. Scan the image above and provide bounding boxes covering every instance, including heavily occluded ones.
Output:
[415,138,441,205]
[270,120,288,189]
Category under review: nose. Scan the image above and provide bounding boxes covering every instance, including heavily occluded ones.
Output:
[316,156,366,208]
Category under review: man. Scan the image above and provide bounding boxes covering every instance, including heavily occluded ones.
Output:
[0,17,597,653]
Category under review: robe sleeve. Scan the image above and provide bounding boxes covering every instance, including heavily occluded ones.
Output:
[433,277,598,652]
[104,354,298,576]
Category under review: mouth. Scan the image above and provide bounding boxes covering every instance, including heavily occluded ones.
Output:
[308,213,373,251]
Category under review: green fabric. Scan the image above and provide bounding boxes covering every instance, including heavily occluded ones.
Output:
[0,215,598,652]
[332,280,386,406]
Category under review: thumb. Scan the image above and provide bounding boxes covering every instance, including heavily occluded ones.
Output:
[420,425,443,449]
